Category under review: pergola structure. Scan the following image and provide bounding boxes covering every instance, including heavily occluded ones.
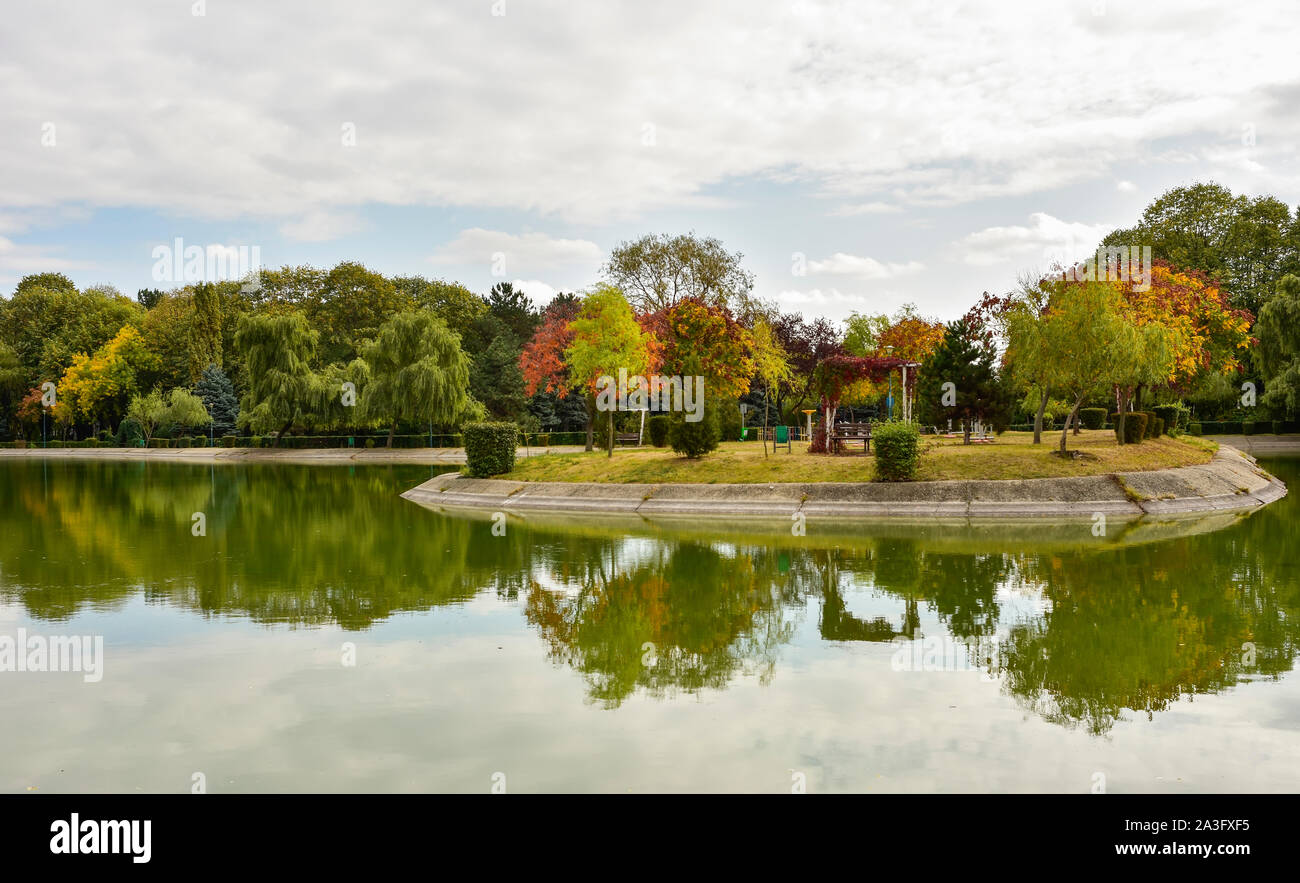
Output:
[809,355,921,452]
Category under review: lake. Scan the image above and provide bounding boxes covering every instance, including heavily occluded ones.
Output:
[2,456,1298,793]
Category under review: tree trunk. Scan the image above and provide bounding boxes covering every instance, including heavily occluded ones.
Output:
[584,396,594,452]
[607,410,614,458]
[1060,397,1082,455]
[273,419,292,448]
[962,417,971,445]
[763,386,769,457]
[386,421,397,448]
[1033,389,1049,445]
[1116,389,1128,445]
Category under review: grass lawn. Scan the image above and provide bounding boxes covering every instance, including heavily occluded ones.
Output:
[504,430,1218,483]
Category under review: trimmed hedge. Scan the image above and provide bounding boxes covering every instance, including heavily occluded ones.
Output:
[648,414,672,447]
[1274,421,1285,435]
[873,421,921,482]
[148,438,169,448]
[1243,420,1258,435]
[1151,417,1165,437]
[1152,406,1180,434]
[222,435,237,447]
[1079,408,1107,430]
[463,422,518,477]
[1111,412,1148,444]
[1190,422,1203,436]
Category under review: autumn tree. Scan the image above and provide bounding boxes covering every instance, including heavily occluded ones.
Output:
[750,317,792,456]
[565,285,656,457]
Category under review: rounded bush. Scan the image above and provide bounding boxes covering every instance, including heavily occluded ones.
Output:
[1151,417,1165,437]
[222,435,237,447]
[669,407,720,459]
[250,435,262,448]
[648,414,672,447]
[874,421,921,482]
[1111,412,1148,444]
[1190,422,1203,436]
[174,436,191,448]
[1078,408,1107,430]
[364,438,375,449]
[463,422,518,476]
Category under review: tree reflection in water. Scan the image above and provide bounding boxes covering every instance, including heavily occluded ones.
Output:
[2,458,1298,729]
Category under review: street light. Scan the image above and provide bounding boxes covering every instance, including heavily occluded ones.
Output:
[885,346,895,420]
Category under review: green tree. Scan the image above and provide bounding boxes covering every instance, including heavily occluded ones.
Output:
[1255,274,1300,415]
[234,313,319,445]
[750,317,792,456]
[916,318,1010,444]
[359,311,476,447]
[195,364,240,435]
[1013,282,1130,455]
[1102,182,1300,314]
[565,285,655,457]
[188,283,224,382]
[603,232,755,316]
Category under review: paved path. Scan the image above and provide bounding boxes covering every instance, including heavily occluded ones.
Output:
[0,445,589,465]
[1204,434,1300,455]
[403,444,1286,521]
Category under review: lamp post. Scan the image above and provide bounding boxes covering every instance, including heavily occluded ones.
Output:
[885,346,895,420]
[801,409,815,445]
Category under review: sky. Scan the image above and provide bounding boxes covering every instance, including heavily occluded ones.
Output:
[2,0,1299,323]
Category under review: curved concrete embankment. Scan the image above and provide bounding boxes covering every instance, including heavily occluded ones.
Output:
[401,444,1287,521]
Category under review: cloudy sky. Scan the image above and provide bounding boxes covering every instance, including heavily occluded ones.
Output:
[2,0,1298,322]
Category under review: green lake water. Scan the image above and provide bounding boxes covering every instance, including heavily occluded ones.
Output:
[2,457,1299,793]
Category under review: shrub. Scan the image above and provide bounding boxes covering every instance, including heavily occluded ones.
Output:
[873,421,921,481]
[648,415,672,447]
[463,422,518,477]
[174,436,191,448]
[115,417,145,447]
[1079,408,1107,430]
[1221,421,1243,434]
[1190,422,1203,436]
[364,438,376,449]
[222,435,237,447]
[1111,412,1148,444]
[192,435,207,447]
[148,438,169,448]
[1152,406,1180,434]
[250,435,262,447]
[97,429,112,442]
[669,407,720,459]
[1273,420,1284,435]
[1151,417,1165,437]
[716,401,743,443]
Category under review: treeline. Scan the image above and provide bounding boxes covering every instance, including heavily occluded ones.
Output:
[3,182,1300,452]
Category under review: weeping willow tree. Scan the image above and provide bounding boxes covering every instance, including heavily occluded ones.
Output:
[234,313,319,446]
[360,311,478,446]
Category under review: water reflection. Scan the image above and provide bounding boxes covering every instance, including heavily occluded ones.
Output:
[1,458,1297,733]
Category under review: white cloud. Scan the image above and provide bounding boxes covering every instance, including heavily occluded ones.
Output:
[0,236,98,288]
[430,229,602,275]
[511,279,559,307]
[1117,180,1137,192]
[1,1,1298,224]
[808,253,923,280]
[279,211,365,242]
[956,213,1115,269]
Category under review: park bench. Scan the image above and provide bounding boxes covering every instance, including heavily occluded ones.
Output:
[830,421,872,454]
[615,432,641,446]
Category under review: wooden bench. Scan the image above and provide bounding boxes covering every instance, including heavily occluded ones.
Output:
[615,433,640,446]
[830,422,872,454]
